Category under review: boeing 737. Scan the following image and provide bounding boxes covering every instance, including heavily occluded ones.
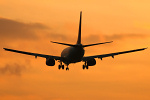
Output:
[3,11,147,70]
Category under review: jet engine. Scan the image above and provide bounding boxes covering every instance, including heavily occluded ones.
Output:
[46,58,55,66]
[87,58,96,66]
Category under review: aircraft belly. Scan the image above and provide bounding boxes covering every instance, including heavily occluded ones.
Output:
[61,47,84,64]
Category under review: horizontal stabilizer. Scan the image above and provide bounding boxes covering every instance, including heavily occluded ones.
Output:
[82,41,113,47]
[50,41,75,47]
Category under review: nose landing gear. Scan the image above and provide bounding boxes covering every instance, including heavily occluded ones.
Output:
[66,64,69,71]
[66,67,69,70]
[58,65,64,69]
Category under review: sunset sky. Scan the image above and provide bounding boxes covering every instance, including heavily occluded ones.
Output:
[0,0,150,100]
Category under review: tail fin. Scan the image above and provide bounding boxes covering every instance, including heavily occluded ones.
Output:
[76,11,82,44]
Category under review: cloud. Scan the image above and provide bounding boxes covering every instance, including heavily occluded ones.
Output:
[83,33,149,44]
[3,17,147,44]
[0,17,48,40]
[46,32,69,41]
[105,33,149,40]
[0,63,26,76]
[0,17,74,44]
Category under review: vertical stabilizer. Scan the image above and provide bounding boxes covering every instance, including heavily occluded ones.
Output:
[76,11,82,44]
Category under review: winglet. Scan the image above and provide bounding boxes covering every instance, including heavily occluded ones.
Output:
[76,11,82,44]
[3,48,7,50]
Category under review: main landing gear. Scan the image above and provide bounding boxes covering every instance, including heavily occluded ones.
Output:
[58,61,69,71]
[58,61,64,70]
[58,65,69,70]
[58,65,64,69]
[83,61,88,69]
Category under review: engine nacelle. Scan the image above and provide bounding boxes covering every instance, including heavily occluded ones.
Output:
[46,58,55,66]
[87,58,96,66]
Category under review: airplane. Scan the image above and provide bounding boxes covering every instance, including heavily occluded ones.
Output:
[3,11,147,70]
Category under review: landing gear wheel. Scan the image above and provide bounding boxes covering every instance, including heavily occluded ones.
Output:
[86,65,89,69]
[62,65,64,69]
[83,65,85,69]
[66,67,69,71]
[83,65,89,69]
[58,65,61,69]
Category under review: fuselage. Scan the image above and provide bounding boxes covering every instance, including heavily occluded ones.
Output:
[61,45,85,64]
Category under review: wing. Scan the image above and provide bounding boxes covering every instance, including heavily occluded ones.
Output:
[82,48,147,61]
[3,48,62,60]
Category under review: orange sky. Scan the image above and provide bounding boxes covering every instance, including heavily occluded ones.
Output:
[0,0,150,100]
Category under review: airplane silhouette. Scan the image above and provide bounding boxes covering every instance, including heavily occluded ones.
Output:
[3,11,147,70]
